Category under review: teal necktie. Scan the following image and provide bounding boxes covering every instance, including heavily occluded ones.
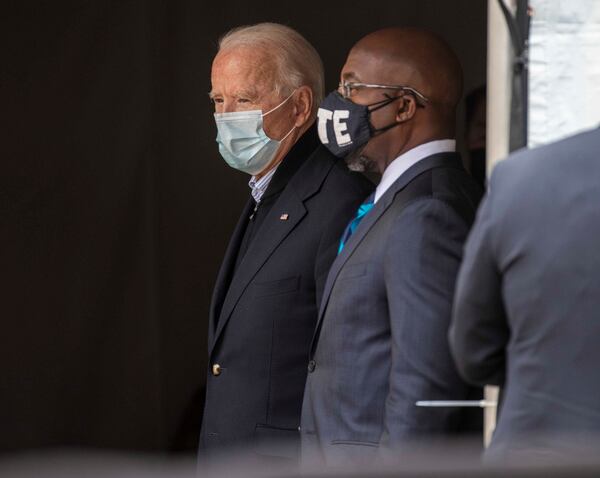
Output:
[338,193,375,254]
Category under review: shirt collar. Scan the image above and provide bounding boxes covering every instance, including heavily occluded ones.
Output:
[374,139,456,203]
[249,166,279,203]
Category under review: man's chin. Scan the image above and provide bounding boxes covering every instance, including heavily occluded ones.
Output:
[344,148,377,173]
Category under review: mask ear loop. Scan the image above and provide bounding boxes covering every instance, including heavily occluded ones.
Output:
[262,90,298,142]
[367,94,401,112]
[262,90,297,117]
[367,95,403,135]
[279,124,296,142]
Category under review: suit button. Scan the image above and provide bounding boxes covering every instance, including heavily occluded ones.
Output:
[211,364,222,376]
[307,360,316,373]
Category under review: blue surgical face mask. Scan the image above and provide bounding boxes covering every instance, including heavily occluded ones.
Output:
[214,91,296,175]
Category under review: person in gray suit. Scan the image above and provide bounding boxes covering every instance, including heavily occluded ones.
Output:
[450,127,600,461]
[300,28,483,467]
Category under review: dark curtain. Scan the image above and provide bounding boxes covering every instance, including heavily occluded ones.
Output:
[1,0,486,453]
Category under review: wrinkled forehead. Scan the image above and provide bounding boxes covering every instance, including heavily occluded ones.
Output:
[211,46,279,96]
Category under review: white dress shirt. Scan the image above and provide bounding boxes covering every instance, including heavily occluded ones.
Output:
[374,139,456,203]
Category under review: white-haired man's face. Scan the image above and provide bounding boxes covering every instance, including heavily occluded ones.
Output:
[210,46,297,143]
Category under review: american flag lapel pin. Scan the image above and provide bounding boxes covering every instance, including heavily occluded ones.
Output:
[279,213,289,221]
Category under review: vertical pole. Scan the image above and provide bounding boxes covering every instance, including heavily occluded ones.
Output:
[483,385,499,448]
[487,0,515,176]
[484,0,515,447]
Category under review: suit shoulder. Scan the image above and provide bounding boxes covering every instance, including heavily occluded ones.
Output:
[433,166,482,223]
[493,128,600,186]
[392,196,465,228]
[384,197,470,255]
[391,166,482,227]
[430,162,482,195]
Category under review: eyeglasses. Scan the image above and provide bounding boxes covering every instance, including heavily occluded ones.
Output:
[338,81,429,106]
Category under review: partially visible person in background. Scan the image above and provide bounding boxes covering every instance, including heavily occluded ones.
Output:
[463,85,486,188]
[301,27,482,468]
[200,23,373,461]
[450,127,600,462]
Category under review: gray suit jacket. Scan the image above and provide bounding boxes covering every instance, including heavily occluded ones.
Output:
[301,153,482,467]
[449,128,600,460]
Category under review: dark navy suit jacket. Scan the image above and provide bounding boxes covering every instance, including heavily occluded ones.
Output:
[200,127,373,458]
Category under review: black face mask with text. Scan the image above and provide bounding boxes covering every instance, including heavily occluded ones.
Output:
[317,91,401,158]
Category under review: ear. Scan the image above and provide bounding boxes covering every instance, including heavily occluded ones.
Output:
[395,94,417,123]
[293,85,313,128]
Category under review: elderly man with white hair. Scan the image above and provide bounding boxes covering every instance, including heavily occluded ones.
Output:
[199,23,373,460]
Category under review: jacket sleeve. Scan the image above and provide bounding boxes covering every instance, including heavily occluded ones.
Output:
[379,198,474,449]
[449,182,509,387]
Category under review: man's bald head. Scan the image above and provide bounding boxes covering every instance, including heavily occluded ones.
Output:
[338,27,464,171]
[350,27,463,110]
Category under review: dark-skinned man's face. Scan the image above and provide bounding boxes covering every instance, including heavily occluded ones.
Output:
[339,47,411,173]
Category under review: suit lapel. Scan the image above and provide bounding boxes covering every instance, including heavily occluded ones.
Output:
[207,126,342,357]
[310,153,462,352]
[209,189,307,356]
[207,199,254,348]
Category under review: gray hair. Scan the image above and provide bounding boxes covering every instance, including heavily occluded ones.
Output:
[218,23,325,114]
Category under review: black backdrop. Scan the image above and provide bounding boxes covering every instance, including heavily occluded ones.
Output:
[1,0,486,453]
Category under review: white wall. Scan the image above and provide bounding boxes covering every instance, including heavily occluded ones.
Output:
[528,0,600,147]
